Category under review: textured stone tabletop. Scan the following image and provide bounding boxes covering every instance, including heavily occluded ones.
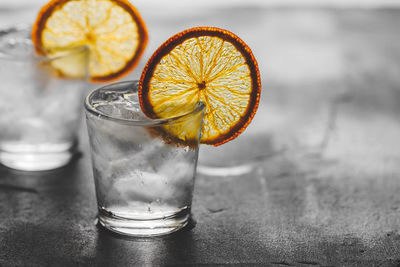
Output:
[1,4,400,266]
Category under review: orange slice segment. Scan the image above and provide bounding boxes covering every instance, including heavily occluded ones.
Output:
[32,0,148,82]
[139,27,261,146]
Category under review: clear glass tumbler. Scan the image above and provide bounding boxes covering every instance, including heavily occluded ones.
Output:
[85,80,204,237]
[0,25,88,171]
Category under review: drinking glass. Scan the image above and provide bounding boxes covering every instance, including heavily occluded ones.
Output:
[0,25,88,171]
[85,80,204,236]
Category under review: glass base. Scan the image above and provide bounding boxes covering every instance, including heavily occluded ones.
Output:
[0,142,76,171]
[197,164,255,176]
[98,207,190,237]
[197,133,277,176]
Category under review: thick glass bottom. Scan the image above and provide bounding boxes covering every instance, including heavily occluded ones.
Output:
[0,142,76,171]
[197,136,277,176]
[98,207,190,237]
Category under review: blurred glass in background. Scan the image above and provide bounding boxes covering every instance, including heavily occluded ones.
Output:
[0,25,88,170]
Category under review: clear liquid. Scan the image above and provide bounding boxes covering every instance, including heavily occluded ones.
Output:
[86,86,199,235]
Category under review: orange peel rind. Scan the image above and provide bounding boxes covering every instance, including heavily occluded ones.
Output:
[139,27,261,146]
[32,0,148,82]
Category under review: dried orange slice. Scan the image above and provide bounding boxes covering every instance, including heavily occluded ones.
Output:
[139,27,261,146]
[32,0,148,82]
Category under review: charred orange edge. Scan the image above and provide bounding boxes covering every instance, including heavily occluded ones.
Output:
[145,126,200,149]
[139,27,261,146]
[31,0,148,83]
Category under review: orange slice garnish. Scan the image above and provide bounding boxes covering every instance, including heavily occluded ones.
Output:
[139,27,261,146]
[32,0,148,82]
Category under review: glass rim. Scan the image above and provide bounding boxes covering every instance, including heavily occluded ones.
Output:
[0,24,89,62]
[84,80,205,127]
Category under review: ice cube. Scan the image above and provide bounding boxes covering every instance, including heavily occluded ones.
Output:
[94,101,150,121]
[113,170,170,203]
